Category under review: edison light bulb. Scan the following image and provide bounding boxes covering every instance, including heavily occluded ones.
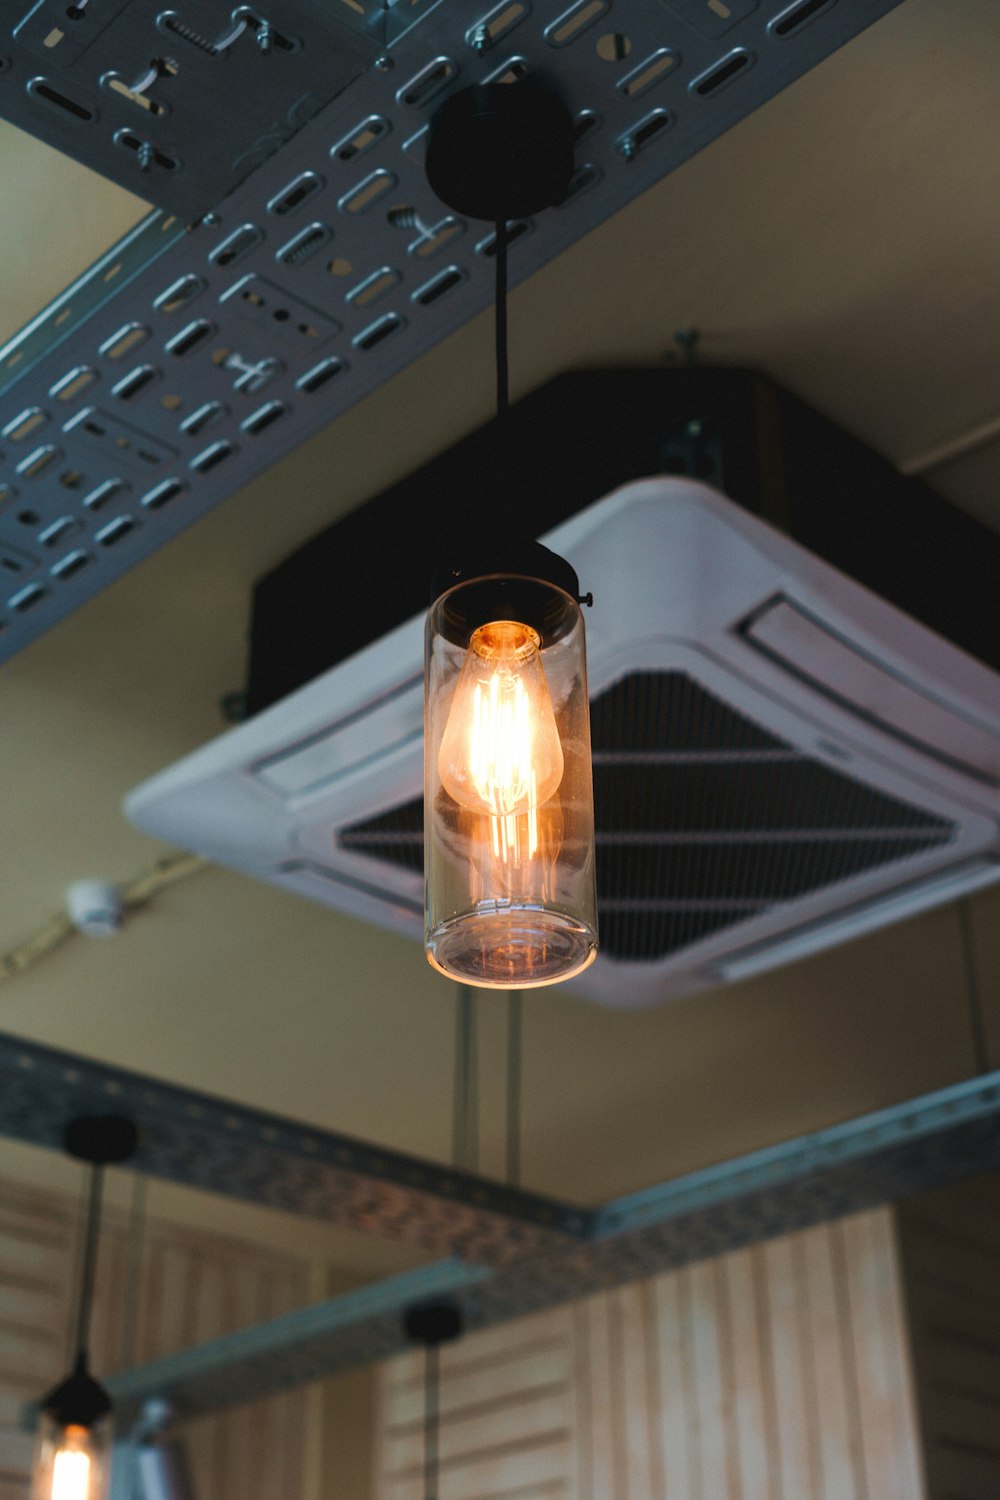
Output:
[35,1424,98,1500]
[437,620,564,819]
[425,576,597,989]
[51,1430,91,1500]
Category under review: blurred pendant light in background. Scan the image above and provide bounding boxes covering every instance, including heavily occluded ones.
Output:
[33,1116,137,1500]
[405,1300,464,1500]
[422,81,598,989]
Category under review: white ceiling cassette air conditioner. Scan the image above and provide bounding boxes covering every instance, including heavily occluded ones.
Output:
[125,476,1000,1007]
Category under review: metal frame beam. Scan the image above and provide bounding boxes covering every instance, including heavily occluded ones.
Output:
[0,1029,592,1264]
[6,1027,1000,1420]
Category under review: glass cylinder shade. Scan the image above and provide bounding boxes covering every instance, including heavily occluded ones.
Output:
[32,1413,112,1500]
[425,573,597,988]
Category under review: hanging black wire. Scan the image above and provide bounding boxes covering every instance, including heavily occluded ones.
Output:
[494,218,510,422]
[406,1301,461,1500]
[74,1162,104,1362]
[424,1342,440,1500]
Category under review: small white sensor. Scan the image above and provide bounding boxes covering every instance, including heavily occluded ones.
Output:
[65,879,124,938]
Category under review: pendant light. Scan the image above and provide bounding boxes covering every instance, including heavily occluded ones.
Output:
[422,81,599,989]
[404,1299,464,1500]
[33,1115,138,1500]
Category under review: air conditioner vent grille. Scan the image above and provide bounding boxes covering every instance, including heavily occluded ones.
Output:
[338,672,956,962]
[591,669,785,752]
[339,805,425,876]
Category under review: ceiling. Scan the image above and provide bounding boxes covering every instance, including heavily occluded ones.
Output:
[0,0,999,1280]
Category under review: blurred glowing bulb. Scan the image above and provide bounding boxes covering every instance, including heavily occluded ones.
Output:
[438,620,564,820]
[51,1429,92,1500]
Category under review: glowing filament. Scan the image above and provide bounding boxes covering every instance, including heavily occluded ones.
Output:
[51,1433,91,1500]
[439,620,563,826]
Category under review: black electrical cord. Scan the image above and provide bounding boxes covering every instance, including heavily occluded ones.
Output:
[74,1162,104,1362]
[494,218,509,422]
[424,1342,440,1500]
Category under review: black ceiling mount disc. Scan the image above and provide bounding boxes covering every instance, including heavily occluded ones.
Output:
[425,81,575,222]
[64,1114,139,1166]
[431,534,580,605]
[404,1298,464,1347]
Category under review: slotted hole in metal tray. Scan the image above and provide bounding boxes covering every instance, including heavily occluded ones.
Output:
[413,267,464,306]
[771,0,836,37]
[28,80,94,121]
[100,324,149,361]
[154,276,206,315]
[211,226,264,268]
[8,583,48,612]
[3,409,48,442]
[112,366,158,401]
[470,2,530,51]
[50,368,99,402]
[52,549,90,580]
[242,401,286,434]
[692,48,753,96]
[354,314,404,351]
[411,217,465,258]
[141,479,185,510]
[191,441,235,474]
[298,358,346,393]
[167,321,215,358]
[398,58,457,109]
[278,225,332,267]
[619,48,678,98]
[546,0,610,47]
[17,445,59,479]
[347,269,402,308]
[269,172,324,217]
[340,171,397,215]
[82,479,125,512]
[333,116,391,163]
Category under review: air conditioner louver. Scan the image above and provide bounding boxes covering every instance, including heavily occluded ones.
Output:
[340,671,956,964]
[125,479,1000,1007]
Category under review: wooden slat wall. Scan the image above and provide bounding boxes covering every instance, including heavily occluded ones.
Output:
[898,1178,1000,1500]
[377,1305,580,1500]
[374,1208,926,1500]
[0,1186,71,1500]
[0,1174,310,1500]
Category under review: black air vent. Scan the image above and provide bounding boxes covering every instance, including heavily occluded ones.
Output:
[338,672,955,963]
